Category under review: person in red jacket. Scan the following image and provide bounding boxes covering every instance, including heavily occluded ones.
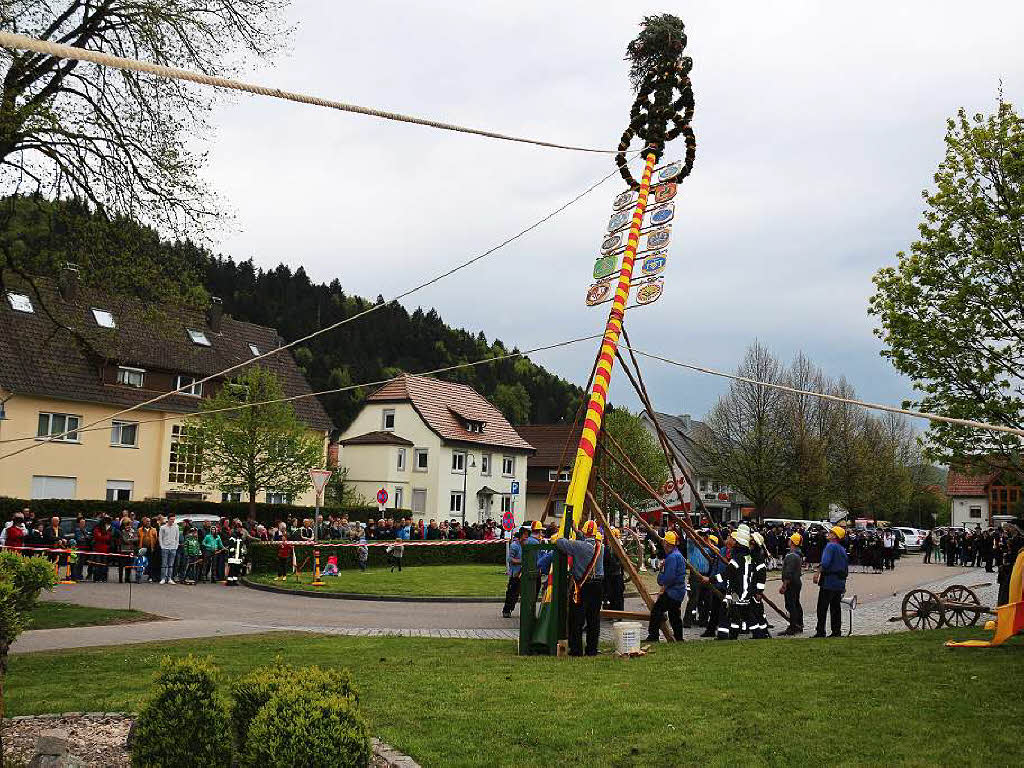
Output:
[3,513,26,550]
[90,518,113,582]
[276,522,293,580]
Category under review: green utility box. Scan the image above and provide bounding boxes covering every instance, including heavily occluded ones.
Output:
[519,542,568,655]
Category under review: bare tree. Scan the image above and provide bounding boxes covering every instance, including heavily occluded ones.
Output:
[781,352,831,517]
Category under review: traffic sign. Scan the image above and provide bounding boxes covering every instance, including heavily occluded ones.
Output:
[376,488,389,505]
[511,481,520,495]
[501,511,515,531]
[309,468,333,497]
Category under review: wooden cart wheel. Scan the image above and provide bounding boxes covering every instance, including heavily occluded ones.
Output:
[940,584,982,627]
[901,589,946,631]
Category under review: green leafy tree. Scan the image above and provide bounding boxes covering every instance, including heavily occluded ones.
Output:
[0,551,56,754]
[492,382,531,425]
[870,99,1024,473]
[192,366,324,518]
[602,407,668,524]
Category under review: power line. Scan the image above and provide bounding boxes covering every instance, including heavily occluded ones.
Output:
[621,344,1024,439]
[0,32,619,154]
[0,152,639,462]
[0,334,602,447]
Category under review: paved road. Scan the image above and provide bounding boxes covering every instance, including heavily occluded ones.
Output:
[13,556,988,653]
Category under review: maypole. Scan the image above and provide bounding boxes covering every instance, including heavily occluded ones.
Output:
[560,14,697,537]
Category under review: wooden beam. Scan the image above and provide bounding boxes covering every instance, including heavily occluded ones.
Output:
[601,609,651,621]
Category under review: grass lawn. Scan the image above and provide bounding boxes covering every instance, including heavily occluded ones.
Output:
[247,564,508,597]
[7,629,1022,767]
[28,601,159,630]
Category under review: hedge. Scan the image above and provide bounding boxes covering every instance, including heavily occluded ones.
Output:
[248,540,506,572]
[0,496,412,527]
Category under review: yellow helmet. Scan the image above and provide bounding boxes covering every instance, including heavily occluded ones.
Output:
[582,520,598,537]
[664,531,679,546]
[531,520,543,532]
[708,535,719,545]
[610,527,621,539]
[790,533,803,546]
[831,525,846,540]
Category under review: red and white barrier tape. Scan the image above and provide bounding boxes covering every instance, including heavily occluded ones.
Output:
[6,545,135,559]
[252,539,508,548]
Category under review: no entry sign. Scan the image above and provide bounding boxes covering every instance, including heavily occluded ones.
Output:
[376,488,389,505]
[501,511,515,532]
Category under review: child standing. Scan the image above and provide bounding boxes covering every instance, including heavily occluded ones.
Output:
[357,534,369,572]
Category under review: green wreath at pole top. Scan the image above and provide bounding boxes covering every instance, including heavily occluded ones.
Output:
[616,14,696,190]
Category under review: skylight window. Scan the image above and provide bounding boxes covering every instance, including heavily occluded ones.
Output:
[6,292,33,313]
[92,308,115,328]
[248,343,260,356]
[187,328,211,346]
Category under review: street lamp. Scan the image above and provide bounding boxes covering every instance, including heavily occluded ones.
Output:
[461,451,476,527]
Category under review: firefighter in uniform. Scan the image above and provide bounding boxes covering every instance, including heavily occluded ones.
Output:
[715,525,769,639]
[554,520,604,656]
[225,525,247,586]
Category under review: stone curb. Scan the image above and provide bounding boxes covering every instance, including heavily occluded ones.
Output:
[242,577,504,603]
[3,713,133,722]
[372,737,421,768]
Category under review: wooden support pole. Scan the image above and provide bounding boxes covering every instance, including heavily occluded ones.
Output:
[601,609,651,621]
[587,490,673,642]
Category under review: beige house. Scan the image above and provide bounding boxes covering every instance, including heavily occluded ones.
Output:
[0,269,332,505]
[339,375,534,522]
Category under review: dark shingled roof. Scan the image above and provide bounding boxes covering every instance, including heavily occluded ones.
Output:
[0,276,332,431]
[515,424,583,468]
[366,374,534,452]
[340,430,414,447]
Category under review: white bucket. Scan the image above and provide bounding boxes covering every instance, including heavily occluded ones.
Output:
[614,621,644,655]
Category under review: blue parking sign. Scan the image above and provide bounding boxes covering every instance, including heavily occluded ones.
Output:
[511,481,520,495]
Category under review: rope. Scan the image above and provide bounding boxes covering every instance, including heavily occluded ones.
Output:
[0,155,639,461]
[0,32,618,154]
[621,344,1024,439]
[0,333,602,446]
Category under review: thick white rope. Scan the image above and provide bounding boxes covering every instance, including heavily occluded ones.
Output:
[622,344,1024,439]
[0,32,617,154]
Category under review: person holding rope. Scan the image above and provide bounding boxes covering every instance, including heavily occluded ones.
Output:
[645,531,686,643]
[502,527,527,618]
[554,520,604,657]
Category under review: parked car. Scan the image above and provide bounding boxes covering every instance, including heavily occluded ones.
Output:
[58,517,99,539]
[895,526,928,552]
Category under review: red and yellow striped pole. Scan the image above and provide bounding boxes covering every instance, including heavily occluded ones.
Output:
[562,151,659,534]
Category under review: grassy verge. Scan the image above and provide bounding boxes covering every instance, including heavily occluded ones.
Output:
[247,564,508,597]
[28,601,160,630]
[7,629,1022,767]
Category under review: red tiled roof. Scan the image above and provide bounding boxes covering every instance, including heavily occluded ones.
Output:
[946,470,994,496]
[515,424,584,467]
[366,375,534,452]
[340,430,414,447]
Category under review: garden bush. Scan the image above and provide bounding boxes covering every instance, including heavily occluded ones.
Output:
[230,663,358,749]
[131,656,231,768]
[240,688,371,768]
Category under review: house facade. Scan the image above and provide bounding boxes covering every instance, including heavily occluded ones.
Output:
[0,269,332,505]
[946,468,1021,529]
[338,375,533,523]
[516,424,583,521]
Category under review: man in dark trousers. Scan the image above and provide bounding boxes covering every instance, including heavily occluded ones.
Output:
[645,531,686,642]
[814,526,849,638]
[602,527,626,611]
[502,528,527,618]
[779,533,804,635]
[554,520,605,656]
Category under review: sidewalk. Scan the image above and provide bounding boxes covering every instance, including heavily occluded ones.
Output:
[11,619,285,654]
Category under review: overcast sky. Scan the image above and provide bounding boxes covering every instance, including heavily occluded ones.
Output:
[202,0,1024,422]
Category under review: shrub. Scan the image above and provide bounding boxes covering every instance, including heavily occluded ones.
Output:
[131,656,231,768]
[240,689,371,768]
[230,664,358,749]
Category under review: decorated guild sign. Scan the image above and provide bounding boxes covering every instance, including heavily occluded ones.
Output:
[593,253,619,280]
[640,251,668,276]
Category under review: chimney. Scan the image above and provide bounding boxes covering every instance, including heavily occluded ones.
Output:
[207,296,223,332]
[680,414,691,431]
[58,263,80,301]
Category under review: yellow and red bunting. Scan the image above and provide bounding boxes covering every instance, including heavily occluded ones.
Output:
[563,152,658,533]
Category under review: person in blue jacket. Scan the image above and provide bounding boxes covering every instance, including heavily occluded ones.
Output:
[645,531,686,642]
[813,526,849,637]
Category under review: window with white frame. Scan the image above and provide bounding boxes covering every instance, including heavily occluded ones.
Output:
[31,475,76,499]
[105,480,133,502]
[397,448,407,472]
[110,420,138,447]
[414,448,428,472]
[382,409,396,430]
[501,495,513,514]
[501,455,515,477]
[266,491,291,505]
[6,292,33,313]
[548,470,570,482]
[394,487,404,508]
[176,374,203,396]
[168,424,202,484]
[449,491,464,514]
[37,412,81,442]
[248,343,260,356]
[222,491,243,503]
[480,453,491,476]
[969,507,982,519]
[91,308,115,328]
[412,489,427,514]
[187,327,211,346]
[116,367,145,387]
[452,451,466,474]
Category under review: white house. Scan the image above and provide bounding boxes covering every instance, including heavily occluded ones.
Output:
[338,374,534,523]
[946,468,1020,529]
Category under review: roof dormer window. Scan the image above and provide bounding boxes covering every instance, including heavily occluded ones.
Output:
[6,292,33,313]
[466,420,484,434]
[116,366,145,388]
[92,308,115,328]
[187,327,211,346]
